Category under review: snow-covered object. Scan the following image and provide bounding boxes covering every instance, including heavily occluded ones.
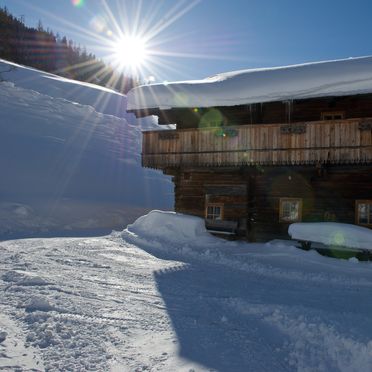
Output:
[128,56,372,110]
[125,210,219,247]
[289,222,372,250]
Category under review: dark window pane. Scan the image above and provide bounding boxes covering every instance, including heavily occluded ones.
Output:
[281,200,299,221]
[358,204,369,224]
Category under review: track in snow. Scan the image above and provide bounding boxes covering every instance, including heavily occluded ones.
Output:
[1,234,372,371]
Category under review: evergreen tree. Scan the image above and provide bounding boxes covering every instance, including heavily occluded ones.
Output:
[0,6,136,93]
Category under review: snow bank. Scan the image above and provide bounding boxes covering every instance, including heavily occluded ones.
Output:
[128,55,372,110]
[0,59,127,118]
[0,59,172,238]
[125,210,219,247]
[289,222,372,250]
[121,211,372,288]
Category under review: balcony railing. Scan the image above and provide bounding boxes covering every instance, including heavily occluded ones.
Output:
[142,118,372,169]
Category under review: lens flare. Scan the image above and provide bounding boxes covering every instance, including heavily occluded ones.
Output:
[331,231,345,246]
[90,16,106,33]
[71,0,84,8]
[199,108,223,128]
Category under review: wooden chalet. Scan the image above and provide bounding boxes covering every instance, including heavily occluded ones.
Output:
[128,57,372,241]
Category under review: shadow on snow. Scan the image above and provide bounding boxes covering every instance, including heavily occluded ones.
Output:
[131,239,291,372]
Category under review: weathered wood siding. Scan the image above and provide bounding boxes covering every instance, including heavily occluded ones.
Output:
[170,166,372,241]
[250,166,372,241]
[143,118,372,169]
[172,171,249,236]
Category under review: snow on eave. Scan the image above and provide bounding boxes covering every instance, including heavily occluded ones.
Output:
[127,56,372,111]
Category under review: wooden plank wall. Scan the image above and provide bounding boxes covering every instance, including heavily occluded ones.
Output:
[143,118,372,169]
[252,166,372,241]
[169,166,372,242]
[172,171,249,236]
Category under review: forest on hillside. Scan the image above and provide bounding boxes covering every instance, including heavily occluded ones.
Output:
[0,6,136,93]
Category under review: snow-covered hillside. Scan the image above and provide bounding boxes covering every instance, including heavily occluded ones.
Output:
[0,60,173,239]
[1,212,372,371]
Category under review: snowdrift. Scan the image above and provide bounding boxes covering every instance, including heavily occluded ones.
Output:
[289,222,372,250]
[0,59,129,118]
[0,60,172,238]
[124,210,220,247]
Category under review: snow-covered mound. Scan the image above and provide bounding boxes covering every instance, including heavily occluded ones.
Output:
[128,55,372,110]
[0,60,172,238]
[0,59,129,118]
[289,222,372,250]
[125,210,219,247]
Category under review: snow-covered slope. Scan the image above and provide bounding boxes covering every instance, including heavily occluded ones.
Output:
[128,55,372,109]
[1,212,372,371]
[0,59,128,118]
[0,60,173,238]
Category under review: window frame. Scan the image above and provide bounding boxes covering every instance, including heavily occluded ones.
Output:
[355,200,372,227]
[205,203,224,221]
[321,111,345,121]
[279,198,303,223]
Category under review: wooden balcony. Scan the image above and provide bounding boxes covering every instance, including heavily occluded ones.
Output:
[142,118,372,169]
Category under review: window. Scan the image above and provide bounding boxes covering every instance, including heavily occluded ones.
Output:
[356,200,372,226]
[279,198,302,222]
[205,203,223,221]
[321,111,345,121]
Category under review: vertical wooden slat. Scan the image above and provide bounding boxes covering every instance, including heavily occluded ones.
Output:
[142,118,372,169]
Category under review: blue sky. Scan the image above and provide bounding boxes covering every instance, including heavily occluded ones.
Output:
[1,0,372,82]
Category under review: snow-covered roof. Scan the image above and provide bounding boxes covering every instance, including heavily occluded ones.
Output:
[128,56,372,110]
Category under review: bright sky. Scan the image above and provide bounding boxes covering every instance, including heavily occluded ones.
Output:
[1,0,372,83]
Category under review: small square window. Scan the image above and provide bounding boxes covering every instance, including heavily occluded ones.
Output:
[205,203,223,221]
[279,198,302,222]
[356,200,372,226]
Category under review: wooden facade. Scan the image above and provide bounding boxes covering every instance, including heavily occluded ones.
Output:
[143,117,372,169]
[135,93,372,241]
[168,166,372,241]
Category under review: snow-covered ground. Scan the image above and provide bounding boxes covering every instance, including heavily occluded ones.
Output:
[0,60,173,239]
[1,211,372,371]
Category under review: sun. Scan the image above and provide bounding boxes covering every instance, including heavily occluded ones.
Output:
[111,35,148,71]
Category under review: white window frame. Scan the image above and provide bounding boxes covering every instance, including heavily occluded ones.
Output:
[205,203,224,221]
